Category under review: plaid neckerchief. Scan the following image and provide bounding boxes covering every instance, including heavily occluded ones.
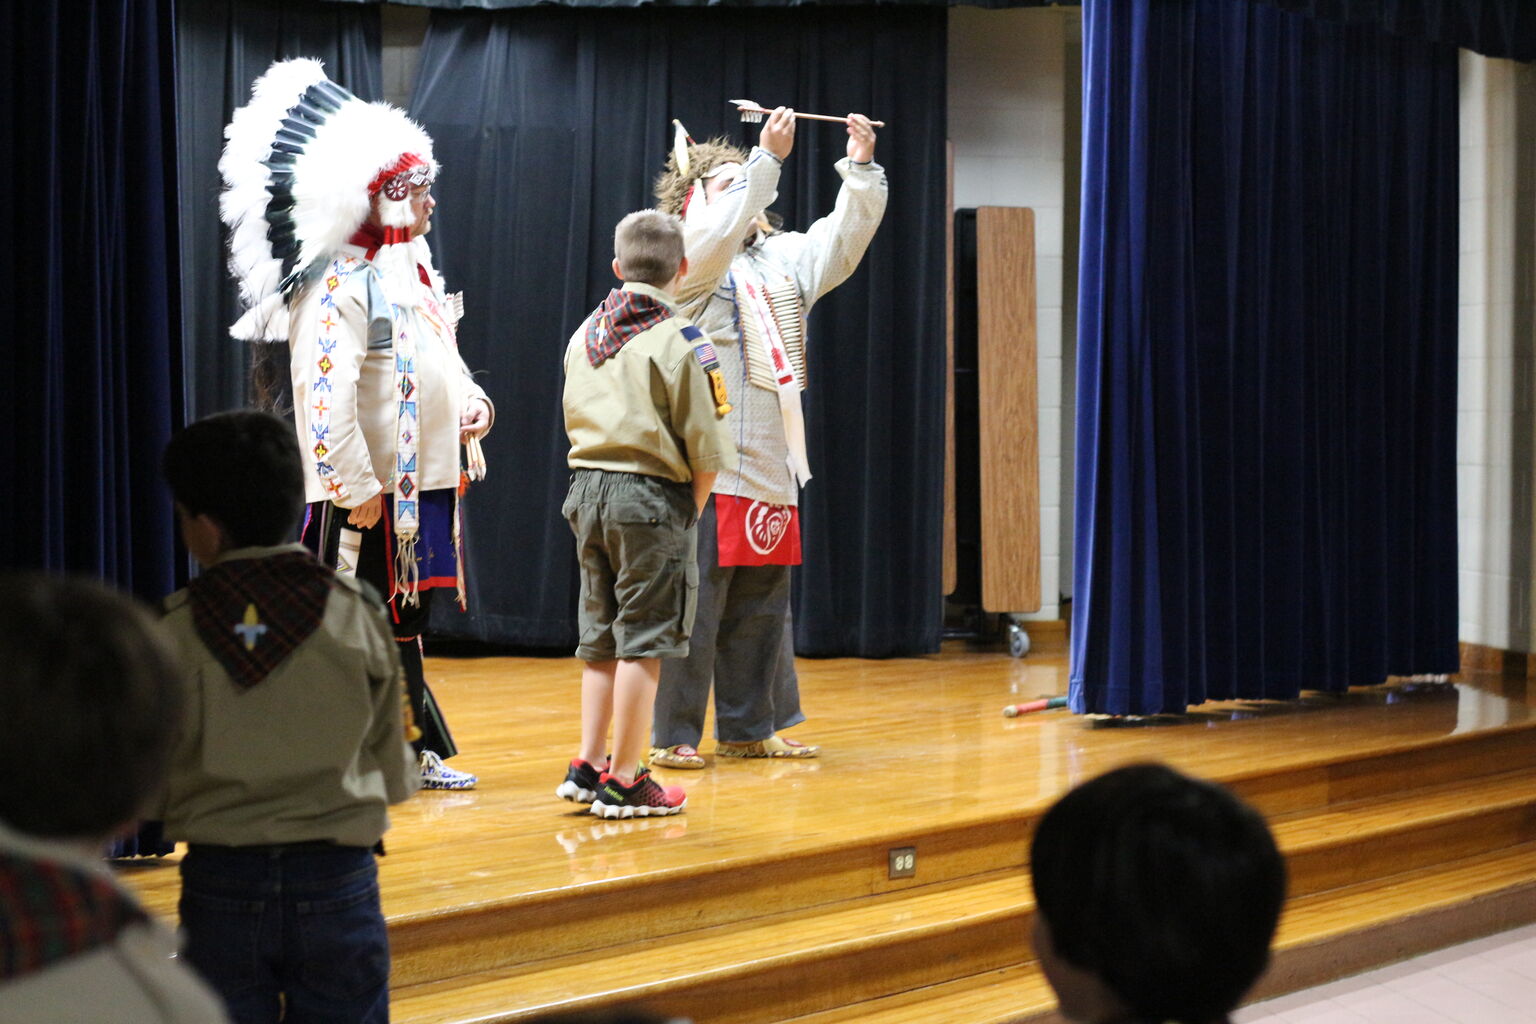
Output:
[584,288,672,367]
[186,551,335,690]
[0,851,148,980]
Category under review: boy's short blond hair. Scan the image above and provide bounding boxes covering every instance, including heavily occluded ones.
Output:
[615,210,685,288]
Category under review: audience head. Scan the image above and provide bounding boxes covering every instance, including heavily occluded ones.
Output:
[612,209,686,289]
[1029,763,1286,1024]
[526,1011,688,1024]
[0,573,184,842]
[162,409,305,558]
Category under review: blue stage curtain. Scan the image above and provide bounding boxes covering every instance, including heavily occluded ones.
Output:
[1258,0,1534,61]
[410,6,947,655]
[1071,0,1460,715]
[328,0,1054,9]
[2,2,183,601]
[324,0,1534,58]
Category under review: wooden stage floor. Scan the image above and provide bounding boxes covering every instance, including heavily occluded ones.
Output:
[118,643,1536,1021]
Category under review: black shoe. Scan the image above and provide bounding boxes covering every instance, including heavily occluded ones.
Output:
[556,757,606,804]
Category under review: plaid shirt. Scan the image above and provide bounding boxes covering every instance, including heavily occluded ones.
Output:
[186,550,335,690]
[0,851,147,980]
[584,287,672,367]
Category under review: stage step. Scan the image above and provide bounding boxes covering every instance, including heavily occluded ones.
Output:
[781,964,1055,1024]
[783,836,1536,1024]
[1261,839,1536,998]
[386,813,1031,990]
[392,722,1536,1023]
[1272,766,1536,897]
[392,870,1032,1023]
[388,722,1536,991]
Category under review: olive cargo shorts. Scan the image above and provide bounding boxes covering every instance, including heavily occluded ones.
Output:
[563,468,699,661]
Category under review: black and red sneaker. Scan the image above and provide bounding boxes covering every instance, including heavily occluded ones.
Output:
[591,768,687,819]
[556,757,607,804]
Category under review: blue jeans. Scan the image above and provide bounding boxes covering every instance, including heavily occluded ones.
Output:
[179,844,390,1024]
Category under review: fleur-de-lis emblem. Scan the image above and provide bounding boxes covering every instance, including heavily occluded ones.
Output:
[233,603,268,651]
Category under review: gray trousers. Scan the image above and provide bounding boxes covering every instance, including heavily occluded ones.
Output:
[653,500,807,747]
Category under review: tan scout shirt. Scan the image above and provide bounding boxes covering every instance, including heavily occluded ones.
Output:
[563,282,735,482]
[155,544,420,848]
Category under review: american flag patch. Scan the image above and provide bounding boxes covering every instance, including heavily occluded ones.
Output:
[682,324,719,366]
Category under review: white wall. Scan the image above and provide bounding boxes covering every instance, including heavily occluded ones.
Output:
[948,6,1081,621]
[381,5,428,110]
[1457,52,1536,654]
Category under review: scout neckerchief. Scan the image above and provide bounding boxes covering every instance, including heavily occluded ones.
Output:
[584,288,673,366]
[0,851,148,980]
[185,551,335,689]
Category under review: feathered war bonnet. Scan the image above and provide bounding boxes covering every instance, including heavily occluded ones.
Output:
[219,58,438,341]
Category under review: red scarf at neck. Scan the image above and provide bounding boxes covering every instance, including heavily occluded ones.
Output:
[347,224,432,287]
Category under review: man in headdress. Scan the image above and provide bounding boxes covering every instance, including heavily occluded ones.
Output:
[648,107,887,767]
[220,59,492,790]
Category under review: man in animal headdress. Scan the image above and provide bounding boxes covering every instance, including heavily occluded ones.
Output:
[648,107,887,767]
[219,59,492,790]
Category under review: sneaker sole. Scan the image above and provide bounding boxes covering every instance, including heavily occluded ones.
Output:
[556,781,598,804]
[422,777,477,790]
[589,799,686,819]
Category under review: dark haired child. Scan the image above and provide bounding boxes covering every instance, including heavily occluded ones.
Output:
[1030,763,1286,1024]
[156,409,418,1022]
[0,573,229,1022]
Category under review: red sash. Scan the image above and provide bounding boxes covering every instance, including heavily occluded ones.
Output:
[715,495,802,566]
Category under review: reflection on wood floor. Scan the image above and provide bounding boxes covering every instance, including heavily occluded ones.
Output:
[117,644,1536,1023]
